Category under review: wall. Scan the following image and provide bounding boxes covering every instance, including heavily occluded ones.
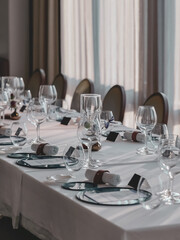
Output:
[0,0,29,85]
[0,0,9,58]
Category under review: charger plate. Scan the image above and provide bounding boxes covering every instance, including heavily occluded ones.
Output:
[62,181,95,191]
[8,153,75,169]
[76,187,151,206]
[0,136,25,145]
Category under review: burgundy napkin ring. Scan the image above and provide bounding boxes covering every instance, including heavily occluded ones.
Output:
[36,143,48,155]
[93,170,110,185]
[132,132,139,142]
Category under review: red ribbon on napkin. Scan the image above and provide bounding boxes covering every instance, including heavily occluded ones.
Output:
[36,143,48,155]
[93,170,110,185]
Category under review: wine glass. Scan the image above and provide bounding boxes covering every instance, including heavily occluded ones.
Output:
[39,85,57,119]
[136,106,157,155]
[3,76,18,99]
[80,94,102,115]
[150,123,169,152]
[158,134,180,205]
[100,110,114,136]
[10,122,27,147]
[63,140,85,178]
[77,113,101,168]
[30,98,47,143]
[137,171,165,210]
[0,90,9,126]
[23,90,32,105]
[16,77,25,100]
[48,99,69,121]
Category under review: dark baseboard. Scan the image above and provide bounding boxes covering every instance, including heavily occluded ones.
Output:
[0,217,40,240]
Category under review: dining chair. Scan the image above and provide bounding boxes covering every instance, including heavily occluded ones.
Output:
[27,68,46,98]
[102,85,126,122]
[0,57,9,76]
[71,78,94,112]
[143,92,169,124]
[52,73,67,100]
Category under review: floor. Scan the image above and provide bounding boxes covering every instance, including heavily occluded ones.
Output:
[0,217,40,240]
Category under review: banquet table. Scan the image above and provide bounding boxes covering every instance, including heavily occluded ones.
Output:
[1,115,180,240]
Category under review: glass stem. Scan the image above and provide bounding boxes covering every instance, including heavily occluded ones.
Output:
[36,123,40,142]
[144,130,148,149]
[167,172,174,197]
[0,110,3,126]
[87,144,92,162]
[2,109,5,123]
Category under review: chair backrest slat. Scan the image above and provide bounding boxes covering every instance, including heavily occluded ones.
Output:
[143,92,169,124]
[27,69,46,98]
[53,73,67,100]
[102,85,126,122]
[71,79,94,112]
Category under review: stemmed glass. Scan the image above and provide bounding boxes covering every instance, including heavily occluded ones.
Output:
[16,77,25,101]
[80,94,102,115]
[0,90,9,126]
[77,112,101,168]
[63,140,85,177]
[48,99,69,121]
[151,123,169,152]
[30,98,47,143]
[100,110,114,136]
[79,94,102,168]
[136,106,157,155]
[2,76,18,99]
[158,134,180,205]
[39,85,57,119]
[137,171,165,210]
[23,90,32,105]
[46,141,85,183]
[10,122,27,147]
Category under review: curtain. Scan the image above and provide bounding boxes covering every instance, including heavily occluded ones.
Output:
[61,0,143,127]
[29,0,60,84]
[61,0,180,132]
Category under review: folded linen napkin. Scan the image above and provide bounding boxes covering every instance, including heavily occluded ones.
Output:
[31,143,59,155]
[0,127,12,136]
[85,169,121,186]
[123,131,145,142]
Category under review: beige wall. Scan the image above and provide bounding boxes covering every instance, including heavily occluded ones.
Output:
[0,0,9,58]
[0,0,29,85]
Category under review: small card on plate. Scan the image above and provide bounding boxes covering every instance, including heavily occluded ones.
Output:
[61,117,71,125]
[106,132,121,142]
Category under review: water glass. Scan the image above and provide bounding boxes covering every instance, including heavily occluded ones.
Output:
[10,122,27,147]
[63,140,85,177]
[137,171,165,210]
[100,110,114,136]
[150,123,169,152]
[80,94,102,115]
[30,98,47,143]
[39,85,57,117]
[136,106,157,155]
[158,134,180,205]
[0,90,9,126]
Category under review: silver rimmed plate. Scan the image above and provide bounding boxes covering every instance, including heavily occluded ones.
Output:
[8,153,77,169]
[76,187,151,206]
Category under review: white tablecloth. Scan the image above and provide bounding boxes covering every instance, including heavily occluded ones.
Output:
[0,117,180,240]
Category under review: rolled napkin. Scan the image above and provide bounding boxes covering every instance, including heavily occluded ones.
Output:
[85,169,121,186]
[0,127,12,136]
[123,131,145,142]
[31,143,59,155]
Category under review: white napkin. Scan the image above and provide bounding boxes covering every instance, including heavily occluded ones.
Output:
[31,143,59,155]
[123,131,144,142]
[0,127,12,136]
[85,169,121,186]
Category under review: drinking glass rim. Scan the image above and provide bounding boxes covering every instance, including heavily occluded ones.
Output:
[81,94,101,97]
